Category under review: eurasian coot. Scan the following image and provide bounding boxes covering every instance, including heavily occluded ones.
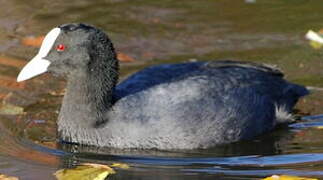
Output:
[17,23,308,149]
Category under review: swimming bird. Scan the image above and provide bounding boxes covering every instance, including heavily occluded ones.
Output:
[17,23,308,149]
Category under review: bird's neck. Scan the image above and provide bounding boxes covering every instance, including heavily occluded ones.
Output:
[57,58,118,143]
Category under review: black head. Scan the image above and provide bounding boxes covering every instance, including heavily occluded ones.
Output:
[17,23,118,81]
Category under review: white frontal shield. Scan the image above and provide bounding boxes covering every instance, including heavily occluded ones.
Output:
[17,27,61,82]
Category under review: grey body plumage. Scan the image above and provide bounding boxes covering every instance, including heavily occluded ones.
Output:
[17,23,308,149]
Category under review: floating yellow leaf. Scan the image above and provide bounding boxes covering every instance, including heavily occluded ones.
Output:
[54,163,115,180]
[262,174,318,180]
[111,163,130,169]
[0,173,19,180]
[306,30,323,49]
[309,41,323,49]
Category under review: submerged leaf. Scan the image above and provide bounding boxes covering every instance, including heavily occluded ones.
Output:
[21,36,44,47]
[262,174,318,180]
[0,56,26,68]
[117,53,135,62]
[0,103,24,115]
[54,163,115,180]
[0,173,19,180]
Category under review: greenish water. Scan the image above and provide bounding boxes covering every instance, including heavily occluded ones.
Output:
[1,0,323,179]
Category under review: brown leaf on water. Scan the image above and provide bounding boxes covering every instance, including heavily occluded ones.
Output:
[152,18,160,23]
[39,141,57,149]
[117,53,135,62]
[0,56,26,68]
[142,52,154,58]
[0,173,19,180]
[0,77,26,90]
[21,36,44,47]
[0,93,8,100]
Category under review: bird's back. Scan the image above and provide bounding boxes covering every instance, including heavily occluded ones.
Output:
[107,61,308,149]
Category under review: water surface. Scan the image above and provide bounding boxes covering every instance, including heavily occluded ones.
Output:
[1,0,323,179]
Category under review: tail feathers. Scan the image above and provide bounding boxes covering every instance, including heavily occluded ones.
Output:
[278,83,309,111]
[275,105,295,124]
[288,83,310,97]
[275,83,308,125]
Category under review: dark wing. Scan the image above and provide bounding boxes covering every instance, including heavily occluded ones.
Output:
[114,60,308,110]
[114,62,204,99]
[204,60,283,76]
[204,60,308,110]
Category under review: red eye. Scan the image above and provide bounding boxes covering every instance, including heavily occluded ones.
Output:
[56,44,66,52]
